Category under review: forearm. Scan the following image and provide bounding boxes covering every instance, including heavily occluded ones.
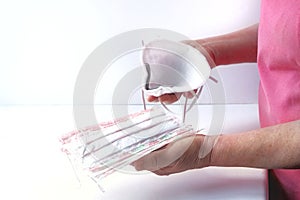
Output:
[210,120,300,169]
[194,24,258,67]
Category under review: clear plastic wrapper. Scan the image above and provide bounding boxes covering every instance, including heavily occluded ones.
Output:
[60,108,196,188]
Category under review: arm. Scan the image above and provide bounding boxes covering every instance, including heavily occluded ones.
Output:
[134,24,300,174]
[133,120,300,175]
[193,24,258,67]
[211,119,300,169]
[146,24,259,103]
[196,25,300,169]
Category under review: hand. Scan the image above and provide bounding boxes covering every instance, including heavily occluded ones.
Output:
[147,90,198,104]
[143,39,216,104]
[182,39,216,68]
[132,134,212,176]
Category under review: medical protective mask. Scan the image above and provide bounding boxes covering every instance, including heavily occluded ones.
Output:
[141,39,217,122]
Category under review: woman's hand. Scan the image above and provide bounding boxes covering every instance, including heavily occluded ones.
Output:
[147,90,198,104]
[132,134,212,176]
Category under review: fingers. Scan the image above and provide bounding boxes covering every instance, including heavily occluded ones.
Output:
[132,146,173,172]
[147,93,182,104]
[152,165,179,176]
[183,89,198,98]
[132,136,196,172]
[158,93,182,104]
[147,95,159,102]
[134,156,185,176]
[147,90,197,104]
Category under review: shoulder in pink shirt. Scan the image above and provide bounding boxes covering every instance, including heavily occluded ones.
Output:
[258,0,300,198]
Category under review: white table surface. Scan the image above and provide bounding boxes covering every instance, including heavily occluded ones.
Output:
[0,105,267,200]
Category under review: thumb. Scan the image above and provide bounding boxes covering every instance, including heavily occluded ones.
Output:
[133,135,195,171]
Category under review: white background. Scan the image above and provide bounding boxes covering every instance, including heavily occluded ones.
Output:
[0,0,260,105]
[0,1,265,200]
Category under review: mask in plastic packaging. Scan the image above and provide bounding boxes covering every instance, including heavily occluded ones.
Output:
[60,107,196,189]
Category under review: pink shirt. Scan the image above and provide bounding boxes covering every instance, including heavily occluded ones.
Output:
[258,0,300,198]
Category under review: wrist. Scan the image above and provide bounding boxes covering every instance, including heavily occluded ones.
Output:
[195,39,217,68]
[184,39,217,69]
[208,134,226,167]
[195,134,218,168]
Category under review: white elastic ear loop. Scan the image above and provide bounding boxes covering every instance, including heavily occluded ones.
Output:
[209,76,218,83]
[185,86,203,113]
[142,90,147,110]
[141,88,189,122]
[142,76,218,119]
[146,86,204,123]
[162,75,218,122]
